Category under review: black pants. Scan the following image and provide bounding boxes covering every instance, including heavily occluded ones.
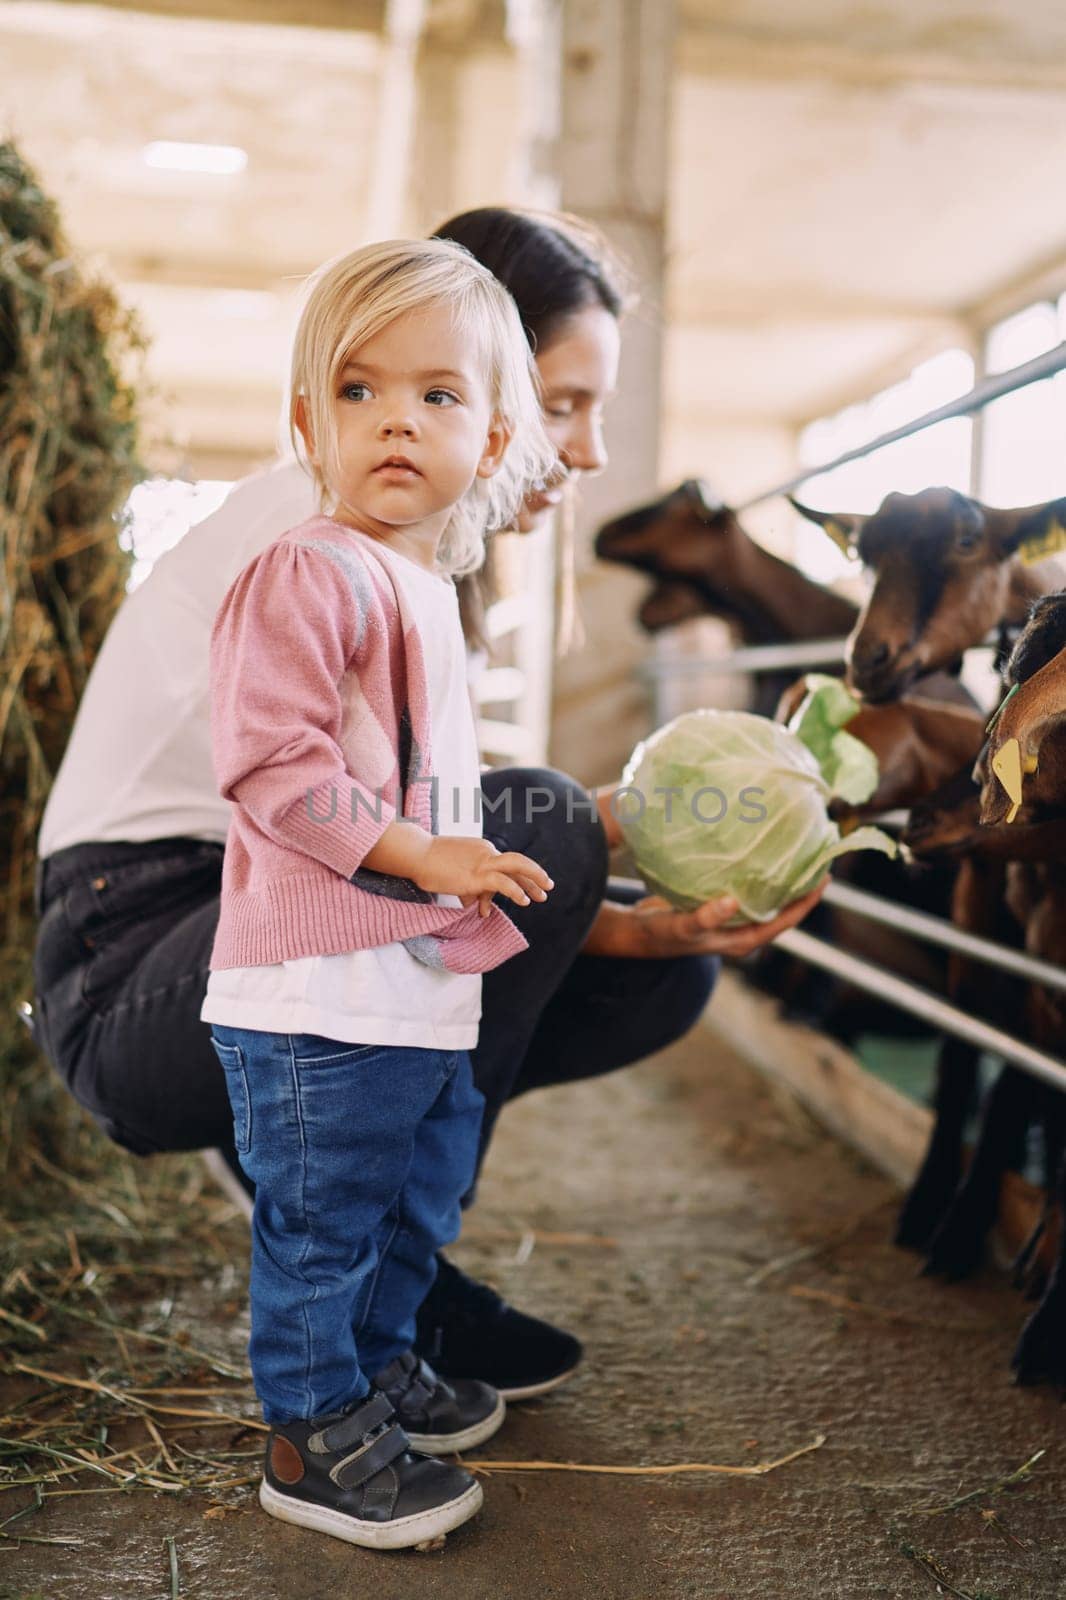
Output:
[32,768,719,1179]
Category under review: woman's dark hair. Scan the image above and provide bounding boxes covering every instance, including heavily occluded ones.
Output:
[432,208,629,652]
[434,207,627,356]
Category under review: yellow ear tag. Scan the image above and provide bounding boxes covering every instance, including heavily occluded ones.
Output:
[990,737,1034,822]
[824,520,857,559]
[1018,515,1066,566]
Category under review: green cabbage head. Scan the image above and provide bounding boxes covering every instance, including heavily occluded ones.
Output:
[618,700,896,924]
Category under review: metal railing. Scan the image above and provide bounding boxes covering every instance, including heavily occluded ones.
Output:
[776,930,1066,1096]
[639,637,847,681]
[823,880,1066,996]
[734,340,1066,513]
[632,335,1066,1090]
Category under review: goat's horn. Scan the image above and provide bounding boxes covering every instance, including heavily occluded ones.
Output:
[787,496,862,558]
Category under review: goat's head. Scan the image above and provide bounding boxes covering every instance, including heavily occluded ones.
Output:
[978,590,1066,825]
[1006,591,1066,684]
[595,480,757,631]
[779,675,986,828]
[791,489,1066,702]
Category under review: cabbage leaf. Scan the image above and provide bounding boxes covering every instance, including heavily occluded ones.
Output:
[618,704,896,924]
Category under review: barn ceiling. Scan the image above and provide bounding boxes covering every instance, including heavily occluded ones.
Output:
[671,0,1066,428]
[680,0,1066,86]
[3,0,1065,474]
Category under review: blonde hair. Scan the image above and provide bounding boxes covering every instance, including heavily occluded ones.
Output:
[288,238,557,578]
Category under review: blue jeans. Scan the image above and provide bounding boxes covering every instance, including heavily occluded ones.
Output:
[209,1025,483,1425]
[33,768,718,1165]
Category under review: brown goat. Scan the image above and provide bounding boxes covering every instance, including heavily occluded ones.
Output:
[979,628,1066,830]
[980,662,1066,1382]
[757,681,985,1045]
[892,620,1045,1266]
[899,602,1066,1383]
[972,602,1066,1380]
[784,497,1066,1270]
[899,762,1066,1270]
[595,479,860,644]
[791,488,1066,702]
[906,592,1066,859]
[637,577,714,633]
[775,681,988,826]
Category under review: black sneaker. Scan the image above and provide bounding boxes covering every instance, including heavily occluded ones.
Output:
[260,1391,481,1551]
[372,1350,504,1454]
[414,1256,583,1401]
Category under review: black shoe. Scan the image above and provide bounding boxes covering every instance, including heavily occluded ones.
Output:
[372,1350,504,1454]
[260,1391,481,1551]
[414,1256,583,1401]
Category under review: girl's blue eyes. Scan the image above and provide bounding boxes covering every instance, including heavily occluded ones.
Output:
[338,383,459,406]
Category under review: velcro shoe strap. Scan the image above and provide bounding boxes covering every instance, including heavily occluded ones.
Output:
[313,1392,395,1453]
[403,1358,439,1411]
[331,1423,410,1491]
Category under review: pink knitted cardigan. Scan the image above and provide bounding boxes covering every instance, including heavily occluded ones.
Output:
[207,515,528,975]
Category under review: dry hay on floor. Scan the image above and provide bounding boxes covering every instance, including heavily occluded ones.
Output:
[0,1141,263,1540]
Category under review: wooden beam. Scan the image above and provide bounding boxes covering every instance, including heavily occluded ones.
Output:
[667,283,972,327]
[679,29,1066,95]
[56,0,385,28]
[705,969,929,1187]
[960,242,1066,335]
[366,0,427,238]
[54,0,508,42]
[702,968,1048,1268]
[549,0,677,782]
[423,0,506,45]
[109,256,302,291]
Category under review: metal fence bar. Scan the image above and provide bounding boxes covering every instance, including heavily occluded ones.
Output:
[622,340,1066,1095]
[638,630,1012,684]
[823,880,1066,995]
[776,929,1066,1095]
[640,637,848,679]
[612,873,1066,995]
[610,874,1066,1085]
[734,340,1066,512]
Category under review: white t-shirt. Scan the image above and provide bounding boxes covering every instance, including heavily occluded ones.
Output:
[37,460,487,857]
[199,530,484,1051]
[39,461,315,856]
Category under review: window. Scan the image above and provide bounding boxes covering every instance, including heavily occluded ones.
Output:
[793,348,975,583]
[979,299,1066,507]
[120,477,233,591]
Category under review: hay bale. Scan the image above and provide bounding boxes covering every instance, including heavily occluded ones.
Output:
[1,139,145,1177]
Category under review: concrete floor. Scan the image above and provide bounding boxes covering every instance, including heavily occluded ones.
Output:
[7,1025,1066,1599]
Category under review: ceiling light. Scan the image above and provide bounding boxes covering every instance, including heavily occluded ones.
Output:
[142,141,248,176]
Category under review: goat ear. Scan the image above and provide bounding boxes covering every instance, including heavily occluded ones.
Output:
[686,478,726,518]
[788,496,862,557]
[986,498,1066,565]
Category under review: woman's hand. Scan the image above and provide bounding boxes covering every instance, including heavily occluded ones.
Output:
[417,836,554,920]
[581,876,830,959]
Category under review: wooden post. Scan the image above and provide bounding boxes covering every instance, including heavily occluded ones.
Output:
[549,0,677,781]
[366,0,427,239]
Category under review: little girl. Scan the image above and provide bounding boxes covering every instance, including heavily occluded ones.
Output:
[200,239,558,1550]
